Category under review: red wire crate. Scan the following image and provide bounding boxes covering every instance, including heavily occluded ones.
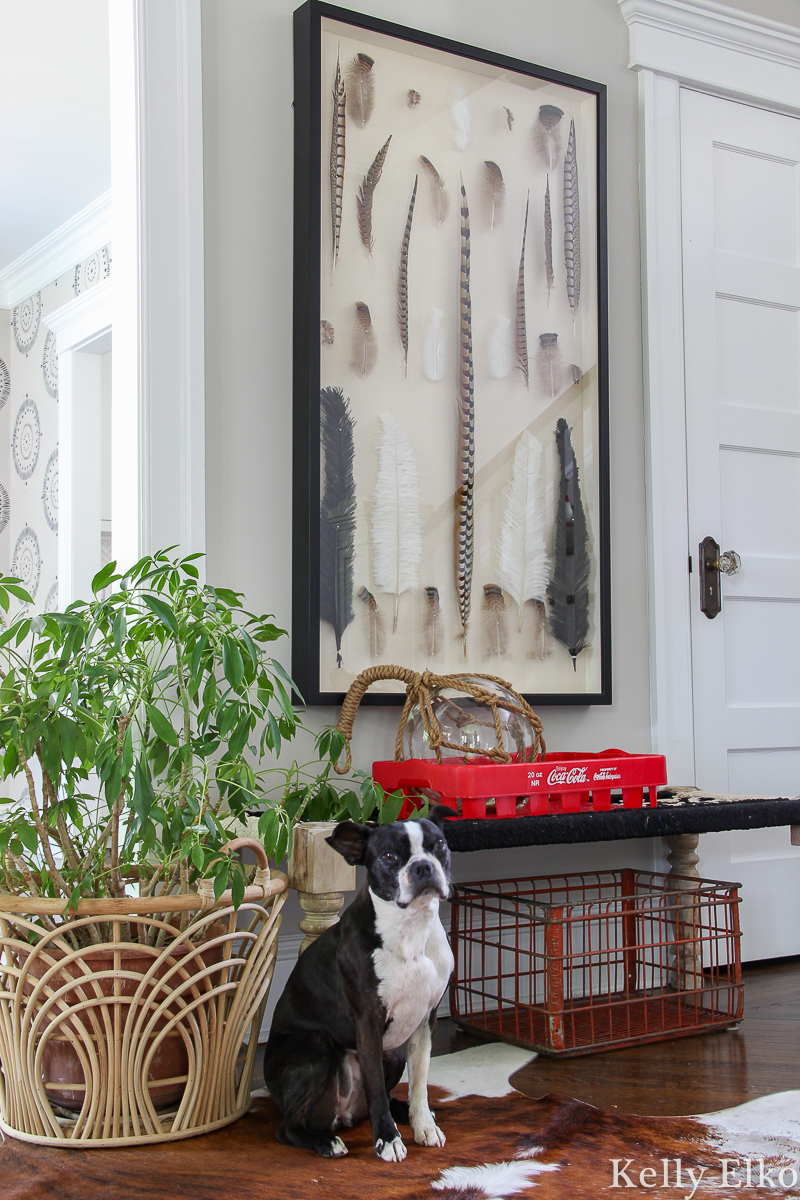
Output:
[371,749,667,820]
[449,869,743,1056]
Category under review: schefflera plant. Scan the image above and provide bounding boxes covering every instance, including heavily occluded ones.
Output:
[0,552,302,944]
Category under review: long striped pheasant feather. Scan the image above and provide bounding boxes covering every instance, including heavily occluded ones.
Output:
[397,175,418,377]
[564,119,581,325]
[516,193,530,388]
[329,49,346,278]
[456,178,475,657]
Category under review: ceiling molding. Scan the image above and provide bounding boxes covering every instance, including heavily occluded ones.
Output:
[44,277,112,353]
[619,0,800,108]
[0,190,111,310]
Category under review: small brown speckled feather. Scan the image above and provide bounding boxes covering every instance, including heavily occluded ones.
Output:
[357,136,392,256]
[456,178,475,657]
[423,586,442,658]
[483,584,509,658]
[420,155,449,226]
[358,586,385,657]
[346,53,375,128]
[351,302,377,377]
[483,161,505,231]
[516,193,530,388]
[397,175,418,377]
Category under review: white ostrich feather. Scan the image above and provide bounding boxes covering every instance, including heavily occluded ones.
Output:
[423,307,446,382]
[450,85,471,151]
[489,314,512,379]
[371,414,422,631]
[432,1159,559,1197]
[497,432,549,629]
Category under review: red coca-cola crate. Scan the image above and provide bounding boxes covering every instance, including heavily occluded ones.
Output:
[371,749,667,820]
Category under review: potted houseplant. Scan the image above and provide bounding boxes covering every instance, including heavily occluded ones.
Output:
[0,551,310,1146]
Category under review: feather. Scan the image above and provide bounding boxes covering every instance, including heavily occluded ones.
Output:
[536,104,564,171]
[420,155,448,226]
[358,586,385,658]
[346,53,375,128]
[397,175,418,377]
[488,314,512,380]
[564,118,581,325]
[370,414,422,632]
[504,106,514,131]
[530,598,550,661]
[351,302,377,377]
[547,418,591,669]
[456,178,475,657]
[516,193,530,388]
[482,585,509,658]
[407,89,420,107]
[538,332,562,397]
[320,387,357,667]
[450,86,470,151]
[497,431,549,631]
[320,320,335,346]
[329,49,346,278]
[544,175,554,305]
[570,363,583,385]
[423,586,442,658]
[357,135,392,256]
[483,161,505,231]
[423,307,445,382]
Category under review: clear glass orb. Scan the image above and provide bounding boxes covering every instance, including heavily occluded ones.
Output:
[404,676,536,763]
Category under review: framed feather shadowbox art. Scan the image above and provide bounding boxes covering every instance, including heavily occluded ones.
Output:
[293,1,610,706]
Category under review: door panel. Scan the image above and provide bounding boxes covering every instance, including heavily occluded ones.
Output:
[681,88,800,960]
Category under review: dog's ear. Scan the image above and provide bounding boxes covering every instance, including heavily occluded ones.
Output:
[326,820,373,865]
[427,804,456,832]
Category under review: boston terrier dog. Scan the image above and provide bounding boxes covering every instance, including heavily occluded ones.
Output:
[263,807,454,1161]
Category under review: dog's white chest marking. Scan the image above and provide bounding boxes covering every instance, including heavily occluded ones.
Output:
[370,888,454,1051]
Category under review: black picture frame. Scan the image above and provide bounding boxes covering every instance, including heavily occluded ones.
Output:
[293,0,610,707]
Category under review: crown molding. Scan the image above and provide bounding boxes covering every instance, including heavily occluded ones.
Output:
[619,0,800,108]
[0,190,112,310]
[44,277,113,353]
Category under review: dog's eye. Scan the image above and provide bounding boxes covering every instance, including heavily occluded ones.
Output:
[435,838,446,851]
[381,852,399,865]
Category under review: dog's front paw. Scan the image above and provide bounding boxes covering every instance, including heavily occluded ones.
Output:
[328,1136,349,1157]
[413,1119,446,1147]
[375,1135,407,1162]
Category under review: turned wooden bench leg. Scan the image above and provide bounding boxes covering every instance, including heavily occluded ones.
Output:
[666,833,703,994]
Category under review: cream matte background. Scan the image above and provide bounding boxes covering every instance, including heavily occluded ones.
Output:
[200,0,799,1016]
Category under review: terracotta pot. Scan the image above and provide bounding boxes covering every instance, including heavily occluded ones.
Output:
[19,923,227,1111]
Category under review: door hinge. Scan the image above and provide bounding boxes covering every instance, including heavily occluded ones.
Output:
[688,555,692,574]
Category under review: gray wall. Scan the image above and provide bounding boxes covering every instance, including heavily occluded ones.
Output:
[200,0,800,1028]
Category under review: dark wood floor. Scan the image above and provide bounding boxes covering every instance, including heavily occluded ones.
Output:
[432,956,800,1116]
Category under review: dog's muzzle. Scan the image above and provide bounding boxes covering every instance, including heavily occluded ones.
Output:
[399,857,450,905]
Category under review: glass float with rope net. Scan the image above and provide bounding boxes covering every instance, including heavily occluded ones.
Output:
[332,666,666,818]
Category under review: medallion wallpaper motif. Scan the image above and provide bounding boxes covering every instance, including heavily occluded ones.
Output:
[0,243,112,610]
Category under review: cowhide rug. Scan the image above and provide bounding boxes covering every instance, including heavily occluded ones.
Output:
[1,1044,798,1199]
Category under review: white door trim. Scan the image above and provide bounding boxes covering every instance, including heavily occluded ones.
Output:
[108,0,205,575]
[44,280,113,607]
[619,0,800,782]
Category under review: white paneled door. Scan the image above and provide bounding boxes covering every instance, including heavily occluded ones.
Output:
[681,89,800,959]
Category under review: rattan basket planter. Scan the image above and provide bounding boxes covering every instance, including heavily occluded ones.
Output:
[0,839,286,1147]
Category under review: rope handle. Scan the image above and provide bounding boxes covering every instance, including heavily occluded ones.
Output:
[333,665,545,774]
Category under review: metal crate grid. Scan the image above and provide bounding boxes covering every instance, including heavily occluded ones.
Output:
[450,869,743,1056]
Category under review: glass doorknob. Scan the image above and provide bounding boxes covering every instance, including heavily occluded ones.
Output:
[713,550,741,577]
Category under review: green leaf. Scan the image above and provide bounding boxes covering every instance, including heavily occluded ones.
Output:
[342,790,361,822]
[274,820,289,866]
[213,858,229,903]
[266,711,281,757]
[222,636,244,692]
[16,822,39,853]
[258,807,279,857]
[5,583,34,604]
[104,755,123,806]
[132,761,155,821]
[379,790,405,825]
[189,633,207,680]
[121,724,134,777]
[142,593,180,635]
[58,716,78,767]
[112,609,126,651]
[212,587,241,608]
[145,704,179,747]
[91,561,117,594]
[231,869,245,909]
[191,842,205,871]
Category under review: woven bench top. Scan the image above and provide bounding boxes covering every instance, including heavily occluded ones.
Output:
[444,788,800,852]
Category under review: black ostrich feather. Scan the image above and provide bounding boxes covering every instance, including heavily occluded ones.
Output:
[320,387,357,667]
[547,418,590,669]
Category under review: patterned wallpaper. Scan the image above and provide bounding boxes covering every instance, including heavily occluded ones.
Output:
[0,245,111,613]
